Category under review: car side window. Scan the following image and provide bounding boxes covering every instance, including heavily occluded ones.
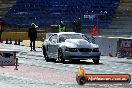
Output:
[49,34,58,43]
[59,35,67,43]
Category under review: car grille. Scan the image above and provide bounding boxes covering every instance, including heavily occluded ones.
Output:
[78,48,92,52]
[78,48,99,52]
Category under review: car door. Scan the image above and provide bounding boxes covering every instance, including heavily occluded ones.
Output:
[47,34,59,58]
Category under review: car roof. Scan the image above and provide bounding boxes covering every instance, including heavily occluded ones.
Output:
[53,32,83,35]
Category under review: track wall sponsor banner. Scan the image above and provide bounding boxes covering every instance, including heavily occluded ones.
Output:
[117,38,132,58]
[76,74,131,85]
[76,66,131,85]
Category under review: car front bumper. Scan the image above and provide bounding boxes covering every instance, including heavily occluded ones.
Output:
[63,51,101,60]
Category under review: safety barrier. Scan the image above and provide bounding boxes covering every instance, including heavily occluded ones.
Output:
[93,36,132,58]
[94,37,120,56]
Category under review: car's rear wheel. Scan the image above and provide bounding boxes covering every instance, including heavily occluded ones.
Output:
[44,52,56,62]
[58,48,65,63]
[44,52,50,62]
[93,59,99,64]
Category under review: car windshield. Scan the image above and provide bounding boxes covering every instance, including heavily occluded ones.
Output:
[59,34,90,42]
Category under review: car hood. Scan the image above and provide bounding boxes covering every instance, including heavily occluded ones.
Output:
[63,39,99,48]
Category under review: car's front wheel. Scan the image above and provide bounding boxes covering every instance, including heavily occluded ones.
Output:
[93,59,99,64]
[58,48,65,63]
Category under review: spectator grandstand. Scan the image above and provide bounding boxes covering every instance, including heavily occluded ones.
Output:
[104,0,132,35]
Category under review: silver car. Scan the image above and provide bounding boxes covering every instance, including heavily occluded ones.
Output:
[42,32,101,64]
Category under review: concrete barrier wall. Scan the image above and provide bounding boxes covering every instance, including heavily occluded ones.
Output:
[95,37,110,56]
[94,37,132,57]
[108,38,119,57]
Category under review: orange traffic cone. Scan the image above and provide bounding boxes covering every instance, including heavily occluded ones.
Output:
[76,65,87,85]
[77,65,86,76]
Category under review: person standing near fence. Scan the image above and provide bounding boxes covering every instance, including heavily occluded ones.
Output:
[58,21,66,32]
[28,23,38,51]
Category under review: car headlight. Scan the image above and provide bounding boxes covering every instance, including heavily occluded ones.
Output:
[65,47,78,52]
